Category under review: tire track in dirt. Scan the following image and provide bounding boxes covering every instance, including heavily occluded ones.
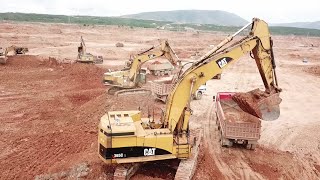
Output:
[203,101,266,180]
[203,102,237,179]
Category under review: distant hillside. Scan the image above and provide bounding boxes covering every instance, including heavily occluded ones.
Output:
[122,10,248,26]
[0,12,170,28]
[1,12,320,37]
[274,21,320,30]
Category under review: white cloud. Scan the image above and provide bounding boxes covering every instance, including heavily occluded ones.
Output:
[0,0,319,23]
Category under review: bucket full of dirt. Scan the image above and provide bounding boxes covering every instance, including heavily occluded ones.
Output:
[232,89,282,121]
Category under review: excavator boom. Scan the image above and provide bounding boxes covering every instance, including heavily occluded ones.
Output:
[164,18,281,134]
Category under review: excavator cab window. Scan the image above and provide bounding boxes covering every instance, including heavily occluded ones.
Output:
[78,46,83,53]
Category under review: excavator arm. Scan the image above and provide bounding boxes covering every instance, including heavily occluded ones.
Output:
[164,18,281,134]
[79,36,86,54]
[128,39,180,82]
[104,39,180,91]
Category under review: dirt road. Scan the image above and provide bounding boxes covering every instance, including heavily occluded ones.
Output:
[192,53,320,179]
[0,22,320,179]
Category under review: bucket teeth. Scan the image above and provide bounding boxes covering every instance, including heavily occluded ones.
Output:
[232,89,282,121]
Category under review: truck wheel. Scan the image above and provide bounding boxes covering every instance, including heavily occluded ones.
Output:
[154,71,159,76]
[160,71,165,76]
[221,138,232,147]
[246,144,255,150]
[250,144,256,150]
[195,91,202,100]
[227,141,233,148]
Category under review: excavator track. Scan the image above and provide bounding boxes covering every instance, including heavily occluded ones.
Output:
[108,87,151,96]
[107,87,122,95]
[115,88,151,96]
[174,129,203,180]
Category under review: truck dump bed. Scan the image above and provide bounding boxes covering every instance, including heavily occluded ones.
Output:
[216,92,261,141]
[148,61,174,71]
[150,79,174,96]
[148,61,174,76]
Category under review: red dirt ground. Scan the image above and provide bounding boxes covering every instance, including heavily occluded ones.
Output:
[0,55,166,179]
[1,22,320,180]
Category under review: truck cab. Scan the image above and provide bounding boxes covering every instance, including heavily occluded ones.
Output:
[193,83,206,100]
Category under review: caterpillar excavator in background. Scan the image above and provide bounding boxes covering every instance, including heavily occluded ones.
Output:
[98,18,282,179]
[0,45,28,64]
[103,39,181,95]
[77,36,103,64]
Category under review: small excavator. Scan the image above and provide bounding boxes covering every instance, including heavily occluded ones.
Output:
[98,18,282,179]
[77,36,103,64]
[103,39,180,95]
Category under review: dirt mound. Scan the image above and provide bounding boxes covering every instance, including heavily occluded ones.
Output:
[0,55,166,179]
[224,109,260,123]
[304,65,320,76]
[0,55,108,179]
[115,42,124,47]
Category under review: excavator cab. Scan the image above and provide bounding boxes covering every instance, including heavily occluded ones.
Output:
[136,68,147,85]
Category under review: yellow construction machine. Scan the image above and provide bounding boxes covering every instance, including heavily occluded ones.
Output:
[98,18,282,178]
[0,46,26,64]
[77,36,103,64]
[103,39,180,95]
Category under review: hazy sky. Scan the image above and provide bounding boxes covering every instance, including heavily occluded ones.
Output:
[1,0,319,23]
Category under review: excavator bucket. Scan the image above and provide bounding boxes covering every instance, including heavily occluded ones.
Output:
[232,89,282,121]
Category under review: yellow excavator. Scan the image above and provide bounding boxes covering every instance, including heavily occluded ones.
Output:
[77,36,103,64]
[98,18,282,178]
[103,39,180,95]
[0,46,26,64]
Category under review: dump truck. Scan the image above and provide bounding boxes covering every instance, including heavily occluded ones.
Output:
[215,92,261,150]
[148,61,174,76]
[151,79,206,102]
